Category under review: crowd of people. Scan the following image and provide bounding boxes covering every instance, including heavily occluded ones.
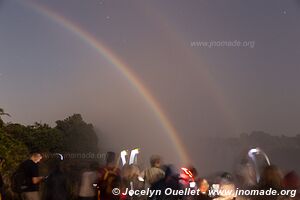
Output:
[0,150,299,200]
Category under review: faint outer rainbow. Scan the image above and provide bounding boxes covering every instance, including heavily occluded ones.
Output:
[135,1,242,134]
[24,1,190,164]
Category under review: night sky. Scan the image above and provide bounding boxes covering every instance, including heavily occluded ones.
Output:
[1,0,300,166]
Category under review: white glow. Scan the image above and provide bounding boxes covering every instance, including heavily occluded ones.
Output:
[56,153,64,161]
[190,181,196,188]
[248,148,259,156]
[248,147,271,183]
[121,150,128,166]
[138,176,144,182]
[129,148,139,164]
[248,147,271,165]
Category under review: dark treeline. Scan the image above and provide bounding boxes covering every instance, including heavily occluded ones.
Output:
[0,109,99,199]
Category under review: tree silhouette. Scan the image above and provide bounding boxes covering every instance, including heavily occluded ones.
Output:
[0,108,10,127]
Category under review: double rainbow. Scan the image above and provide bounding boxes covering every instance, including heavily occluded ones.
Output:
[23,1,191,164]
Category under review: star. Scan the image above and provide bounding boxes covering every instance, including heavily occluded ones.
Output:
[106,16,110,20]
[283,10,287,15]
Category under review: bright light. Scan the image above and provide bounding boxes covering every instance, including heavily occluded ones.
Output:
[248,147,271,183]
[138,176,144,182]
[129,148,139,164]
[248,147,271,165]
[121,150,128,166]
[55,153,64,161]
[181,167,193,178]
[190,181,196,188]
[248,148,259,156]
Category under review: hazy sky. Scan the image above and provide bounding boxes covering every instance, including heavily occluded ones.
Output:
[1,0,300,165]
